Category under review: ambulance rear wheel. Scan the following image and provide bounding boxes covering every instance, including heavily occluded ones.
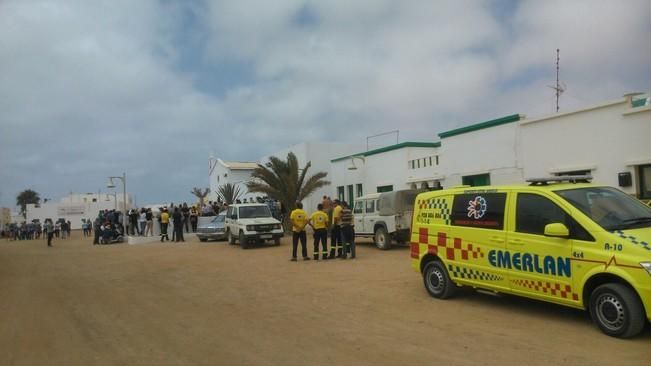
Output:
[589,283,645,338]
[423,261,457,299]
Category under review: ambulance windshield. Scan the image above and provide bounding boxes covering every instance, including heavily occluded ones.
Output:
[556,187,651,231]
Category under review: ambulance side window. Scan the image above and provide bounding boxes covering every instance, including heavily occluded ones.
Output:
[516,194,594,241]
[451,193,507,230]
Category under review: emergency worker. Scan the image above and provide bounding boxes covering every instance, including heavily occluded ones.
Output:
[289,202,310,261]
[339,201,355,259]
[329,199,343,258]
[160,208,170,242]
[309,203,329,260]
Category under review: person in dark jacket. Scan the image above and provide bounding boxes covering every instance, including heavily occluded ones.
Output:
[172,207,184,242]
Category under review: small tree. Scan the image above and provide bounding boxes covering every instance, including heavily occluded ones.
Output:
[191,187,210,207]
[16,189,40,219]
[217,183,243,205]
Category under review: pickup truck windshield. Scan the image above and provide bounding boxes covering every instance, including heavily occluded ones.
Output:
[556,187,651,231]
[239,206,272,219]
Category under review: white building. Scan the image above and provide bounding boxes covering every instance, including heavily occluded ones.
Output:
[437,92,651,200]
[25,192,134,229]
[330,142,442,206]
[0,207,11,230]
[208,157,259,203]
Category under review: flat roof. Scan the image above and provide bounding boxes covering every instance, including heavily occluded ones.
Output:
[331,141,441,163]
[438,114,522,139]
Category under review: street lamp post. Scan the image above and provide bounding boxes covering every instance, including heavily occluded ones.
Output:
[107,172,127,235]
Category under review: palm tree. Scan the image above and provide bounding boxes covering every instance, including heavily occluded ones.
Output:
[16,189,40,219]
[191,187,210,207]
[246,152,330,224]
[217,183,243,205]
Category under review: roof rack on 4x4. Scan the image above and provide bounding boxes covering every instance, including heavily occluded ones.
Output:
[526,175,593,186]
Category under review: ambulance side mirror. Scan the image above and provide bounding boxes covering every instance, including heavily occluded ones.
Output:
[544,223,569,238]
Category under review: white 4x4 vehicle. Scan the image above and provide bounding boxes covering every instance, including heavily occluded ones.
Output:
[224,203,284,249]
[353,189,421,249]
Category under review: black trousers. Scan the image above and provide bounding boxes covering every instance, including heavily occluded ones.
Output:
[341,225,355,258]
[292,231,308,259]
[313,228,328,259]
[329,225,341,258]
[175,224,184,242]
[47,232,54,247]
[160,223,169,241]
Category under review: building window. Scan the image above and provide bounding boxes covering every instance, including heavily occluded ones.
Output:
[639,164,651,199]
[347,185,354,207]
[462,173,490,187]
[356,184,363,197]
[554,170,591,177]
[377,185,393,193]
[435,156,439,165]
[337,186,344,201]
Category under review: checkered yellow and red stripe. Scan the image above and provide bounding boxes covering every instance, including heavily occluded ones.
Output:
[410,227,483,261]
[512,279,579,301]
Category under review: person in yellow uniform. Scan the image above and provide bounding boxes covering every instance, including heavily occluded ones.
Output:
[160,207,170,242]
[329,200,343,258]
[308,203,329,260]
[289,202,310,261]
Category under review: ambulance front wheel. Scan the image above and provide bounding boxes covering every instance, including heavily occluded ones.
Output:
[589,283,645,338]
[423,261,457,299]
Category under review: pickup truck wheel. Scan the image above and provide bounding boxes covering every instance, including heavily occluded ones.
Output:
[423,261,457,299]
[199,238,207,242]
[589,283,645,338]
[239,231,249,249]
[228,230,236,244]
[374,226,392,250]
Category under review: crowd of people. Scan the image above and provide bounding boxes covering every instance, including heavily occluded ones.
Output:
[1,219,73,241]
[289,196,355,262]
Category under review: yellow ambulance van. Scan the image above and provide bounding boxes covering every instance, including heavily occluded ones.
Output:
[410,176,651,338]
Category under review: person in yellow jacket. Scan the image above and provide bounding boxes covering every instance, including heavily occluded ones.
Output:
[329,200,343,258]
[308,203,329,260]
[289,202,310,261]
[160,207,170,242]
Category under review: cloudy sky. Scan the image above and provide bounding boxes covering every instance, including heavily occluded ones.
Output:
[1,0,649,208]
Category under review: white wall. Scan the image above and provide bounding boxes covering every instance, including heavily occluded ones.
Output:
[208,160,256,202]
[439,122,521,187]
[520,98,651,195]
[330,145,442,204]
[25,192,133,229]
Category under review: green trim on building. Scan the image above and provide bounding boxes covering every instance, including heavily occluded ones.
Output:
[331,141,441,163]
[632,98,649,108]
[438,114,521,139]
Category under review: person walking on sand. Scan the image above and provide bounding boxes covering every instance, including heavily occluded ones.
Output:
[44,218,54,247]
[173,207,185,242]
[160,208,170,242]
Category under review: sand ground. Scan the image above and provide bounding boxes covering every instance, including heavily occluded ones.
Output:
[0,231,649,366]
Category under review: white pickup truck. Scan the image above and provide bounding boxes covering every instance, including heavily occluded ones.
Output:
[224,203,284,249]
[352,189,422,249]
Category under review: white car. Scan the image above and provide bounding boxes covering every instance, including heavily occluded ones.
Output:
[224,203,284,249]
[353,189,422,249]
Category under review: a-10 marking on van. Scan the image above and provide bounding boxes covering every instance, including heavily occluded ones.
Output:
[411,176,651,338]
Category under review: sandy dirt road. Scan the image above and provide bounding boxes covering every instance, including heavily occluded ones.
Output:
[0,232,648,366]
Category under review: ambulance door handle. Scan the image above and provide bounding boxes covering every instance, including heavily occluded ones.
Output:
[509,239,524,245]
[489,236,504,243]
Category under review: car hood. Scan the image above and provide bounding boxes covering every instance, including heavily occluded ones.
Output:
[237,218,280,225]
[613,228,651,258]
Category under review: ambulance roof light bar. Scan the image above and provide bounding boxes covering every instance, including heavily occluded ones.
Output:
[526,175,593,186]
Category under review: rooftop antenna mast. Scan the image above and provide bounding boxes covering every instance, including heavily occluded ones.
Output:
[548,48,565,112]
